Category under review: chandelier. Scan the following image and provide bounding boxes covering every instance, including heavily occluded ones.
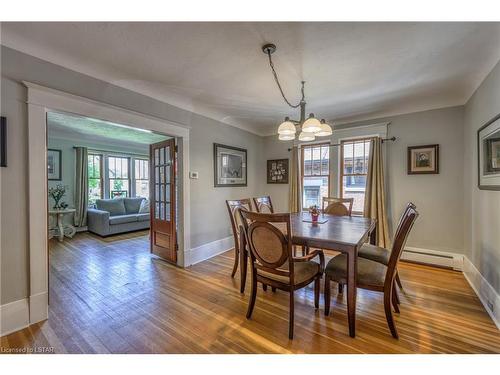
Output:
[262,43,333,142]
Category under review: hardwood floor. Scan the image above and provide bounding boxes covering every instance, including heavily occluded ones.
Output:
[1,231,499,354]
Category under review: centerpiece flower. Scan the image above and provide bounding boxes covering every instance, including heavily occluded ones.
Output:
[308,205,320,223]
[48,184,68,210]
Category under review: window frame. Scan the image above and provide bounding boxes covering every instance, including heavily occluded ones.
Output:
[134,157,150,199]
[108,155,131,199]
[301,142,331,210]
[87,151,150,206]
[339,137,373,216]
[88,152,104,204]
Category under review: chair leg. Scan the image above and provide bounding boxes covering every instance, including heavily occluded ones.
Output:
[393,284,400,305]
[246,274,257,319]
[324,276,331,316]
[338,283,344,294]
[395,272,403,290]
[240,248,247,294]
[289,290,295,339]
[392,288,400,313]
[262,284,267,291]
[231,247,239,278]
[384,290,399,339]
[272,287,276,293]
[301,246,306,256]
[314,277,320,309]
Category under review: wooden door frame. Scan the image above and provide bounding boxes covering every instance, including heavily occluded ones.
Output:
[25,81,191,326]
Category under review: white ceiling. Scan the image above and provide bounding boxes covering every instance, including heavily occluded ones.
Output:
[47,111,170,151]
[2,22,500,135]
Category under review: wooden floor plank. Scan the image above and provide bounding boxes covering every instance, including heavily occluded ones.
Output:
[1,231,499,354]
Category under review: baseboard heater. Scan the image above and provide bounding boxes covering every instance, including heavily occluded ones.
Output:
[401,248,459,270]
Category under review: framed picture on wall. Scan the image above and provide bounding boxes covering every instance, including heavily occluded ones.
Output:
[267,159,289,184]
[47,149,62,180]
[478,113,500,190]
[407,144,439,174]
[214,143,247,187]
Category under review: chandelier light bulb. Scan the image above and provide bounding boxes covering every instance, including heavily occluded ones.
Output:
[277,117,296,135]
[278,133,295,141]
[316,119,333,137]
[302,113,322,133]
[298,131,315,142]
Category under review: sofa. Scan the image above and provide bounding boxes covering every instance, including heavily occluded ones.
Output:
[87,197,150,236]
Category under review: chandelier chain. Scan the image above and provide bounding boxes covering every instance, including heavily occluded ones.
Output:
[266,50,305,109]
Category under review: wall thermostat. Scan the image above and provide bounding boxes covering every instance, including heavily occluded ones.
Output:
[189,171,199,179]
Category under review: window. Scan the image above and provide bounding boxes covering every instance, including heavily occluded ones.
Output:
[302,143,330,209]
[135,158,149,198]
[88,153,103,205]
[340,138,371,214]
[108,156,130,198]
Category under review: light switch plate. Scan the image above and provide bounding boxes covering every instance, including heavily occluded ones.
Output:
[189,171,199,179]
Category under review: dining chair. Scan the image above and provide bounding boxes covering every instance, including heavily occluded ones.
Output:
[323,205,418,338]
[226,199,253,280]
[238,209,325,339]
[357,202,416,290]
[253,196,274,213]
[322,197,354,216]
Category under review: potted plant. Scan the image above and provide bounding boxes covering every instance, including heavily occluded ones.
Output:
[309,205,320,223]
[48,184,68,210]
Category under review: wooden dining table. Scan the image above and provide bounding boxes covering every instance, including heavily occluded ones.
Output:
[240,211,377,338]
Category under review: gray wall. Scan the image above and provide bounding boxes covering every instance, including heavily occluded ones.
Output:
[262,106,465,253]
[464,60,500,292]
[0,46,264,305]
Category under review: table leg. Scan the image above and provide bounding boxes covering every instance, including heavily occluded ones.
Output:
[65,223,76,238]
[347,250,357,338]
[370,225,376,245]
[57,213,64,242]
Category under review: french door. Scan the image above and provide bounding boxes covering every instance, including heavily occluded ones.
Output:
[150,139,177,263]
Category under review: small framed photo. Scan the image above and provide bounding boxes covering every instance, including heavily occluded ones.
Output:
[478,114,500,190]
[214,143,247,187]
[407,144,439,175]
[47,149,62,180]
[267,159,289,184]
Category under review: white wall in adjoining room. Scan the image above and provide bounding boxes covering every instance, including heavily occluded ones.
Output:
[262,106,465,255]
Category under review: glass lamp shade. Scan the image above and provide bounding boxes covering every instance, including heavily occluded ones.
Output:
[316,120,333,137]
[298,131,315,142]
[302,114,322,133]
[278,133,295,141]
[277,120,296,135]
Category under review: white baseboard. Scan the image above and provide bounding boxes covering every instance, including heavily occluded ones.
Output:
[463,257,500,330]
[29,292,48,325]
[401,246,464,271]
[0,298,30,337]
[186,236,234,266]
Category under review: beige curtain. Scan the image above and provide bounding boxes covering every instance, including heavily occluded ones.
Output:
[74,147,88,227]
[288,145,302,212]
[364,137,390,248]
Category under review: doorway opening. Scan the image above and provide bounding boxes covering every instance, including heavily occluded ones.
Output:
[46,111,181,309]
[47,110,179,261]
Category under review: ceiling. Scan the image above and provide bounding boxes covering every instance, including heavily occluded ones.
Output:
[3,22,500,135]
[47,111,170,149]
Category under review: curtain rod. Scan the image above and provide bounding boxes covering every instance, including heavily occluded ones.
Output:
[72,146,148,157]
[287,136,396,152]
